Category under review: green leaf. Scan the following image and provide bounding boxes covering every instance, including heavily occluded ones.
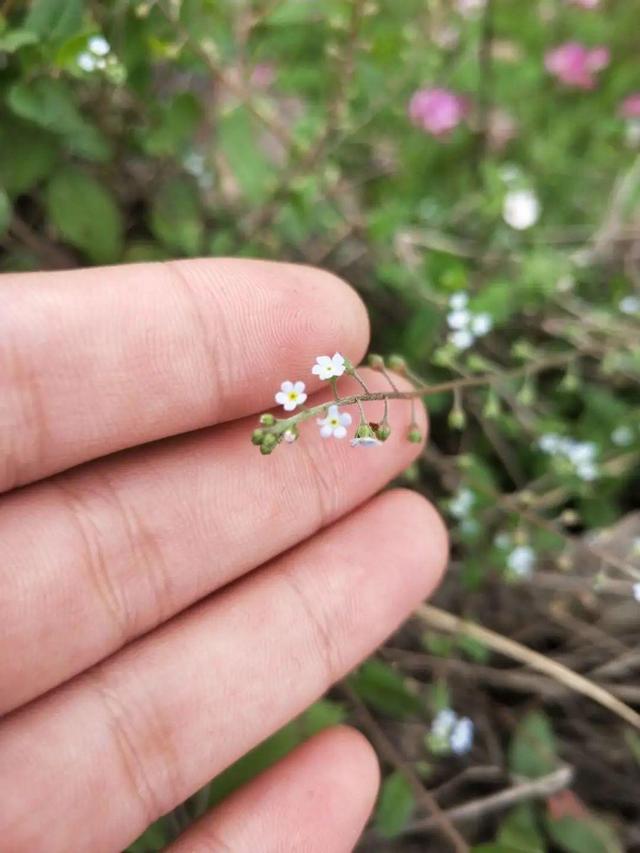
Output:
[140,93,202,157]
[218,106,275,203]
[149,177,203,256]
[46,167,123,263]
[24,0,83,42]
[349,659,422,718]
[7,78,110,161]
[126,818,167,852]
[0,121,57,195]
[0,187,11,236]
[0,28,39,52]
[299,699,345,738]
[623,729,640,767]
[374,771,415,839]
[497,804,546,852]
[546,816,623,853]
[508,711,558,779]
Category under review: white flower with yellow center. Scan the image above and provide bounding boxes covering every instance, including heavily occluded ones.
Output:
[312,352,346,380]
[317,405,352,439]
[275,380,307,412]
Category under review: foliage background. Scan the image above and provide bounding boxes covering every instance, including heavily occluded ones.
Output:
[1,0,639,849]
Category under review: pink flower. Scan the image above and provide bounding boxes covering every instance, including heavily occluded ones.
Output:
[544,42,609,89]
[565,0,599,7]
[250,62,276,89]
[408,87,470,138]
[620,93,640,119]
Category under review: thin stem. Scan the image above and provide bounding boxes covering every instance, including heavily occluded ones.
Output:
[380,365,399,392]
[350,366,371,394]
[355,397,367,424]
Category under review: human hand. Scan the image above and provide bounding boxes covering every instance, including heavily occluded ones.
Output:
[0,259,447,852]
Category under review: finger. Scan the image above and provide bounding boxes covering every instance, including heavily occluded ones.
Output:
[0,259,369,492]
[168,727,379,853]
[0,370,426,713]
[0,489,447,853]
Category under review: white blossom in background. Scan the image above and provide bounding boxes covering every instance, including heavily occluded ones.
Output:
[633,583,640,603]
[449,488,475,518]
[429,709,474,755]
[506,545,536,578]
[494,532,512,550]
[77,35,111,73]
[619,295,640,315]
[77,52,97,72]
[88,35,111,56]
[503,188,540,230]
[446,293,493,351]
[456,0,486,17]
[612,426,634,447]
[538,433,599,481]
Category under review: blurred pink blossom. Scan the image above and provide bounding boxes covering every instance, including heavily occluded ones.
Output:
[408,87,470,138]
[544,42,609,89]
[565,0,599,7]
[620,93,640,119]
[250,62,276,89]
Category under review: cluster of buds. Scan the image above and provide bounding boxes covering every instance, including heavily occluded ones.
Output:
[250,351,424,455]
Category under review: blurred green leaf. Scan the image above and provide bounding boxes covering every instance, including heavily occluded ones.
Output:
[24,0,83,42]
[0,188,11,236]
[149,176,204,256]
[218,107,275,203]
[497,804,546,852]
[125,818,167,852]
[0,121,57,195]
[0,28,39,52]
[546,816,623,853]
[374,771,415,839]
[7,78,111,161]
[509,711,558,779]
[349,660,422,718]
[46,166,123,263]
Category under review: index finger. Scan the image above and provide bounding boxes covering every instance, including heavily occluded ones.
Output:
[0,259,369,491]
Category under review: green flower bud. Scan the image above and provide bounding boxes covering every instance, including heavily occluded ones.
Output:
[367,353,385,370]
[251,428,266,445]
[448,406,466,430]
[388,354,407,374]
[355,422,377,440]
[261,433,278,450]
[376,422,391,441]
[259,413,276,426]
[259,443,274,455]
[407,424,422,443]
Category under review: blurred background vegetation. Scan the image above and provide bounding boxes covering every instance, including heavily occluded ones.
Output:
[2,0,640,849]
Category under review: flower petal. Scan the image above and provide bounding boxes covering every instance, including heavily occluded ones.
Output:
[339,412,353,427]
[283,400,297,411]
[281,380,294,393]
[333,425,347,439]
[327,404,340,418]
[293,381,306,394]
[297,393,307,405]
[320,424,333,438]
[275,391,287,405]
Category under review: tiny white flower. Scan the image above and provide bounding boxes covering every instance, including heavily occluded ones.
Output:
[576,461,598,482]
[88,35,111,56]
[450,717,474,755]
[619,295,640,315]
[633,583,640,602]
[449,329,474,350]
[447,309,472,330]
[506,545,535,577]
[312,352,346,380]
[503,188,540,230]
[77,51,97,72]
[431,709,457,739]
[283,429,298,443]
[539,433,562,453]
[450,488,475,518]
[494,532,512,550]
[471,312,493,336]
[317,405,352,439]
[567,441,596,465]
[449,292,469,310]
[275,380,307,412]
[611,426,633,447]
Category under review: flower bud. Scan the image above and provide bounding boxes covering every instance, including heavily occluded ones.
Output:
[259,442,274,455]
[448,406,466,430]
[251,428,266,445]
[259,413,276,426]
[283,427,299,444]
[376,423,391,441]
[407,424,422,443]
[261,433,278,450]
[388,354,407,374]
[367,353,385,370]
